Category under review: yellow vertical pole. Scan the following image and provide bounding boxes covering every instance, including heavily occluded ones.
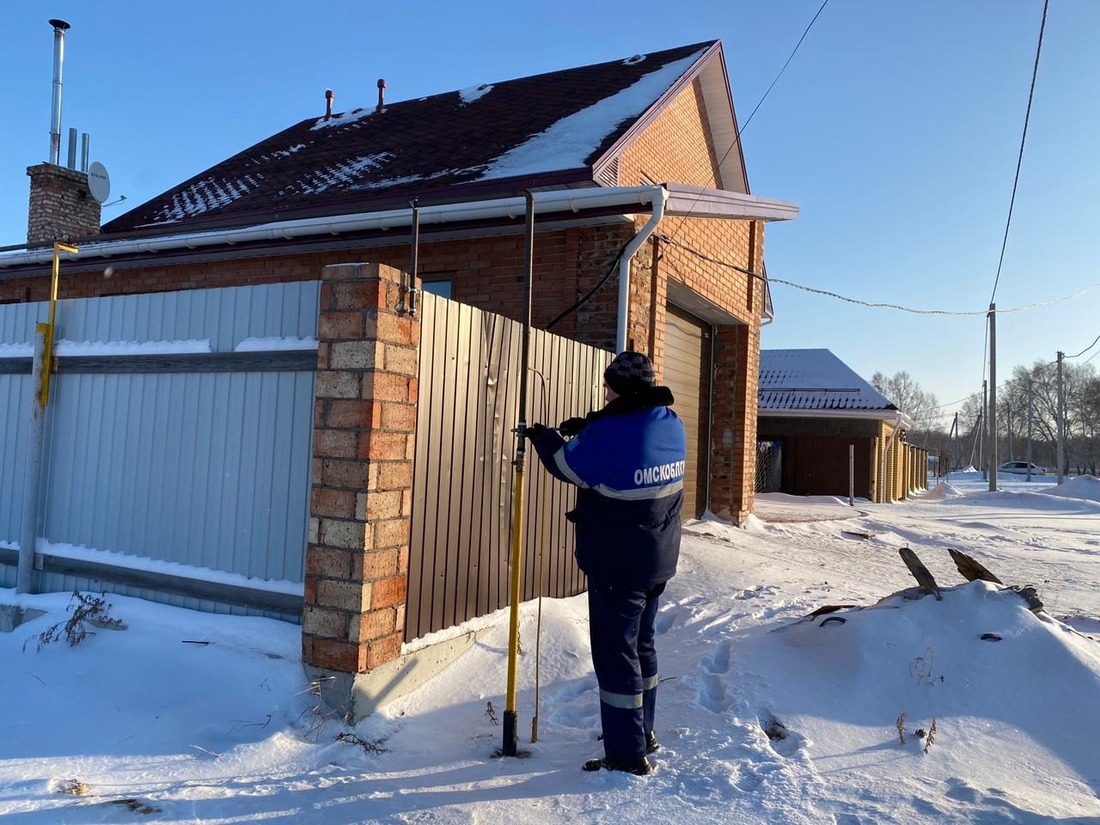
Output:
[40,241,78,406]
[501,191,535,758]
[19,241,77,593]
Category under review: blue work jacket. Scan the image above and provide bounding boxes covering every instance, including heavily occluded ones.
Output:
[530,387,686,589]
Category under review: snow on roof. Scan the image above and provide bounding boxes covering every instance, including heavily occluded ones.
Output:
[475,50,704,181]
[458,84,494,104]
[759,348,898,414]
[102,41,717,235]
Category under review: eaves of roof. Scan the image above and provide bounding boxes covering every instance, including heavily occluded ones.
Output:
[0,185,797,276]
[758,408,913,430]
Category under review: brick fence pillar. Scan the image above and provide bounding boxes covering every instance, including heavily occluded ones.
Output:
[302,262,417,690]
[711,322,760,524]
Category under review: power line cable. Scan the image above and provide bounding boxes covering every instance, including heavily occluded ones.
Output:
[977,1,1049,450]
[662,234,1100,316]
[739,0,831,135]
[665,0,830,245]
[544,244,627,330]
[770,280,987,316]
[1065,331,1100,360]
[989,0,1050,305]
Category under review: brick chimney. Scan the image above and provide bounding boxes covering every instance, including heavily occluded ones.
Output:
[26,162,101,246]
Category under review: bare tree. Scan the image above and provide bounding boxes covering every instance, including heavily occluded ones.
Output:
[871,371,942,433]
[995,361,1099,473]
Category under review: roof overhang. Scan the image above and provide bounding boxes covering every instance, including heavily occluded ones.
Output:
[758,408,915,430]
[0,184,797,275]
[665,184,798,221]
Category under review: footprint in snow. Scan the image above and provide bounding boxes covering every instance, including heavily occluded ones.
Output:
[702,640,732,674]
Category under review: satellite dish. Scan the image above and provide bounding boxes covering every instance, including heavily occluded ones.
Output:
[87,161,111,204]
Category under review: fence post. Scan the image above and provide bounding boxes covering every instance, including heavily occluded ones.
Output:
[302,262,419,717]
[17,328,48,593]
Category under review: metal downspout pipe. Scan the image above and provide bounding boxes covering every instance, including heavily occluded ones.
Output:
[615,186,668,354]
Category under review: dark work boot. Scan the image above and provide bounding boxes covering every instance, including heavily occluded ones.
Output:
[582,755,653,776]
[601,730,660,753]
[598,734,655,756]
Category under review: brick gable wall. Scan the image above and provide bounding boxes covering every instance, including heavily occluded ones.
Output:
[619,77,764,522]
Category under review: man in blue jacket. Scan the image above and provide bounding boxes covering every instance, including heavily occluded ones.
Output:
[528,350,686,776]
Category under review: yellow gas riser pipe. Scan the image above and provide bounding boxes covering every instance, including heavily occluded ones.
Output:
[41,242,78,407]
[502,464,526,753]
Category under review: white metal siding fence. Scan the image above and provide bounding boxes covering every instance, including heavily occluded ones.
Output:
[0,282,319,618]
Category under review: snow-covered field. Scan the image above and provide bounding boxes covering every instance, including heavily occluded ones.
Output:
[2,471,1098,823]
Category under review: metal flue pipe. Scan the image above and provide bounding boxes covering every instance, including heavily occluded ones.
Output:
[48,19,71,166]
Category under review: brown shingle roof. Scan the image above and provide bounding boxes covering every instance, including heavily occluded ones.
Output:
[103,41,716,236]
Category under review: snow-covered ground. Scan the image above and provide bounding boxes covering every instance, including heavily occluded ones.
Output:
[2,471,1098,823]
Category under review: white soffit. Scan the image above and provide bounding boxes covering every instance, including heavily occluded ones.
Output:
[665,185,798,222]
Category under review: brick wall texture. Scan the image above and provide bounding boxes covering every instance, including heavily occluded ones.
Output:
[26,164,102,247]
[302,262,418,674]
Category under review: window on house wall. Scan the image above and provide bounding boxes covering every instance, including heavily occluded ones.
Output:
[420,278,453,299]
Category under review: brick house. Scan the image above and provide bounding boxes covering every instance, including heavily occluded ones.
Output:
[2,41,796,714]
[757,349,925,503]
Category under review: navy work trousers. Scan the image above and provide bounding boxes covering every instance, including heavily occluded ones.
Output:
[587,579,666,762]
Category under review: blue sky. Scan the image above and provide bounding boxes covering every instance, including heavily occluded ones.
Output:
[3,1,1098,426]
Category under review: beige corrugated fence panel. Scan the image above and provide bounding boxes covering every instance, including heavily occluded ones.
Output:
[409,292,611,641]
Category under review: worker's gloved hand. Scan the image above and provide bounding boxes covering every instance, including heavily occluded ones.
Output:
[525,423,549,440]
[558,416,587,436]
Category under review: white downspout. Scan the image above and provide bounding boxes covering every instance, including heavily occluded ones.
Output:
[615,186,668,354]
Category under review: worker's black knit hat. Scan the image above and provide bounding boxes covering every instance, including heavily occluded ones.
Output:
[604,350,657,396]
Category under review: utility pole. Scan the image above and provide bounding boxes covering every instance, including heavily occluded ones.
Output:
[971,412,983,470]
[1026,379,1033,481]
[988,304,997,491]
[981,380,988,481]
[1056,351,1065,483]
[952,412,959,474]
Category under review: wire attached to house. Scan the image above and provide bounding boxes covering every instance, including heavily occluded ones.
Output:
[545,245,627,330]
[738,0,832,136]
[663,234,1100,317]
[663,0,831,250]
[547,6,830,329]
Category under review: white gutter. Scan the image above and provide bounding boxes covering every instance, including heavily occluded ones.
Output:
[616,186,668,353]
[0,185,669,269]
[759,408,915,429]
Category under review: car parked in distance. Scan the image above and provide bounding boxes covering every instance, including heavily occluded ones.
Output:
[997,461,1046,476]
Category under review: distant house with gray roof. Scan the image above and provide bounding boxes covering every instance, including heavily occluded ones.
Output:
[757,349,924,503]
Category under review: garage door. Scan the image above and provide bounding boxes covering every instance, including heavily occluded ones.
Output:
[663,305,711,519]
